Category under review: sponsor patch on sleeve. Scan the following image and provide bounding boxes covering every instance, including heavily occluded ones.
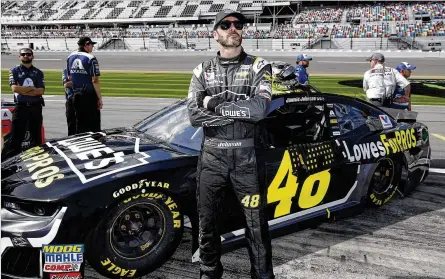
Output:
[253,57,269,74]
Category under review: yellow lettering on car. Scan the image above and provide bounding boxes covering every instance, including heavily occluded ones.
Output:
[298,169,331,209]
[267,151,299,218]
[101,258,136,278]
[21,148,64,188]
[267,151,331,218]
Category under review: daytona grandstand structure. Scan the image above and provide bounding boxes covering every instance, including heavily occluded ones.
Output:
[1,0,444,52]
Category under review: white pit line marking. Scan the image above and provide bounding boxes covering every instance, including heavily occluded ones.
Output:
[429,168,445,174]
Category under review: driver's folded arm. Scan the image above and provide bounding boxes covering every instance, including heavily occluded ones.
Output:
[187,57,272,126]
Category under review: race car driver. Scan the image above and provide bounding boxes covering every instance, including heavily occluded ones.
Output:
[187,9,275,279]
[295,53,312,85]
[392,62,416,110]
[363,53,410,108]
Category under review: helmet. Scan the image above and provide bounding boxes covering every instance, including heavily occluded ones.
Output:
[270,61,299,94]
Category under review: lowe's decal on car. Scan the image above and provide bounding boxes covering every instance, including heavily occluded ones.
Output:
[21,146,64,188]
[342,128,417,162]
[46,132,150,184]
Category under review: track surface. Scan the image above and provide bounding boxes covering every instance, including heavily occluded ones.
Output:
[2,52,445,77]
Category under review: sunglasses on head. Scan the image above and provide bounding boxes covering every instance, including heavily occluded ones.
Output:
[20,53,33,56]
[219,20,244,30]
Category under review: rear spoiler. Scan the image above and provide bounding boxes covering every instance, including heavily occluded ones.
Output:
[380,107,418,122]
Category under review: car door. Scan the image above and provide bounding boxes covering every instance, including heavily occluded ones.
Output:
[257,96,363,225]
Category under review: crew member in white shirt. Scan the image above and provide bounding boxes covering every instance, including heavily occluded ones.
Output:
[363,53,410,108]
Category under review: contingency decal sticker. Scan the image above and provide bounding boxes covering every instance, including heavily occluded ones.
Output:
[42,244,84,278]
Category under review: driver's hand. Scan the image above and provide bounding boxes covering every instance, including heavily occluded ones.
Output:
[97,98,103,110]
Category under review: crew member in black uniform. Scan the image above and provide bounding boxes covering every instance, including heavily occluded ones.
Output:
[2,48,45,159]
[66,36,102,133]
[187,10,275,279]
[62,68,75,135]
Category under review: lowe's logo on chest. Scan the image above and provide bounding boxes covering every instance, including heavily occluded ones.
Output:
[220,103,250,118]
[47,132,150,184]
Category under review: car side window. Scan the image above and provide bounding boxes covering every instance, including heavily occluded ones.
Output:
[331,103,372,135]
[261,102,327,148]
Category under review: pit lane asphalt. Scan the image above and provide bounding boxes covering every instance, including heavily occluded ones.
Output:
[1,51,445,77]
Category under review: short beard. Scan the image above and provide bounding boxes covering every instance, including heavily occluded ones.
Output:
[217,32,242,48]
[21,59,32,64]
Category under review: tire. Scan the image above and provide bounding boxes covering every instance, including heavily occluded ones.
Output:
[366,156,402,207]
[86,192,184,278]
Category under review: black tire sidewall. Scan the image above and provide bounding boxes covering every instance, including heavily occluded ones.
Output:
[367,156,402,207]
[86,192,183,278]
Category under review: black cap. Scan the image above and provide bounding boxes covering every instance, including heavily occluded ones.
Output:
[366,53,385,62]
[77,36,97,46]
[213,9,246,30]
[19,48,33,55]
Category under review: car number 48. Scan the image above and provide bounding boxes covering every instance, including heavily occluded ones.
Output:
[267,151,331,218]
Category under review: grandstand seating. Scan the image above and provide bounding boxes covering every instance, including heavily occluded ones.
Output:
[412,2,445,19]
[294,8,343,23]
[347,3,408,22]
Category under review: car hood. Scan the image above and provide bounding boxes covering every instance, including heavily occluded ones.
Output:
[1,128,191,201]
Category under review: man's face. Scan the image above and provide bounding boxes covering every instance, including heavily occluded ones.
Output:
[370,60,378,68]
[85,43,94,53]
[19,51,33,64]
[214,16,243,48]
[401,69,412,78]
[299,60,310,68]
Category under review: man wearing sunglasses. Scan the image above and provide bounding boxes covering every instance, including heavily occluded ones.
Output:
[66,36,102,134]
[187,9,275,279]
[2,48,45,159]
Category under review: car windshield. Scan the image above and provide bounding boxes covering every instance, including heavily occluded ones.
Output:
[133,99,202,151]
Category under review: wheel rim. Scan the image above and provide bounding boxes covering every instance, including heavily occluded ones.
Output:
[370,158,395,195]
[109,202,166,260]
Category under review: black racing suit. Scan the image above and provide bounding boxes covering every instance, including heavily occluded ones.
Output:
[187,50,274,279]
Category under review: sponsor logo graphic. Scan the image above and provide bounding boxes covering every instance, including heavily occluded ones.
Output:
[23,78,35,87]
[326,103,334,108]
[217,141,242,148]
[45,253,83,263]
[330,119,338,124]
[204,72,214,80]
[101,258,137,277]
[49,272,82,279]
[43,245,84,254]
[220,103,250,118]
[379,114,393,129]
[46,132,150,184]
[329,110,336,117]
[21,146,64,188]
[342,128,417,162]
[113,179,170,198]
[44,263,81,273]
[2,109,12,120]
[286,96,325,103]
[70,59,87,74]
[332,131,341,136]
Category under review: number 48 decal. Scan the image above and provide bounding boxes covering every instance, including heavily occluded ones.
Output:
[267,151,331,218]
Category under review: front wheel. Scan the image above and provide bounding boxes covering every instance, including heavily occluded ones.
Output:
[86,192,184,278]
[366,156,402,207]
